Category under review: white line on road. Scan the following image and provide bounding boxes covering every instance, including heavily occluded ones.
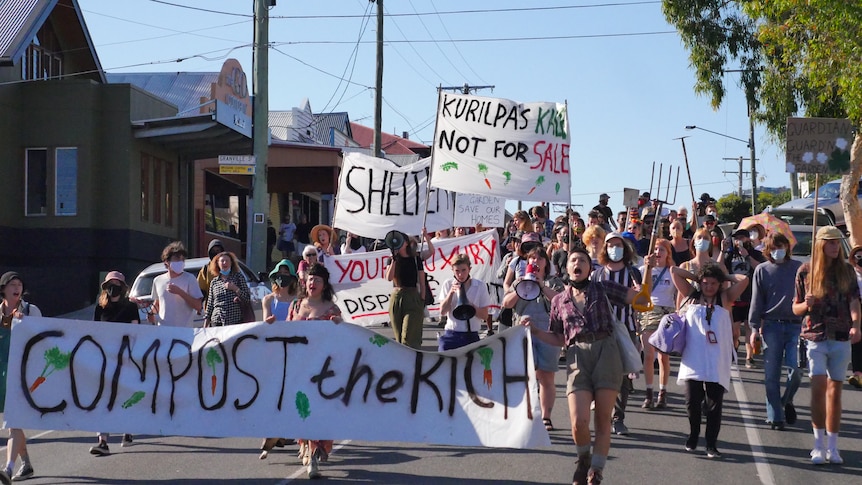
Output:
[278,439,352,484]
[731,365,776,485]
[0,429,56,452]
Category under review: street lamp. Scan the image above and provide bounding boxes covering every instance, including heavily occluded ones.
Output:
[685,124,758,214]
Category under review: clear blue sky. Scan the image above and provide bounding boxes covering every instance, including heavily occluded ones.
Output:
[77,0,789,218]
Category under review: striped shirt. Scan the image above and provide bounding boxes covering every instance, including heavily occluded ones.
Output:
[592,265,641,332]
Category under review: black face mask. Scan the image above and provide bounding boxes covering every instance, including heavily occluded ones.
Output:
[350,238,363,251]
[571,279,590,291]
[107,285,122,298]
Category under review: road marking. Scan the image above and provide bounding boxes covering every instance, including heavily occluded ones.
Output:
[279,439,351,483]
[731,365,776,485]
[0,429,55,451]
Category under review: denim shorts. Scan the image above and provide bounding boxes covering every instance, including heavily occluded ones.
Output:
[533,340,560,373]
[807,339,852,381]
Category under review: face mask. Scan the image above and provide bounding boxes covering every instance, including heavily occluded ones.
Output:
[571,279,590,290]
[107,285,122,298]
[219,269,231,276]
[749,231,759,240]
[169,261,185,274]
[694,239,710,252]
[771,249,786,261]
[706,212,716,218]
[350,238,363,251]
[607,246,624,262]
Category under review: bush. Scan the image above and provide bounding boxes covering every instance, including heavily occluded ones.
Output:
[716,194,752,225]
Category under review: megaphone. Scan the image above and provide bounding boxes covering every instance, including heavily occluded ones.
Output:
[515,263,542,301]
[452,277,477,321]
[384,230,406,252]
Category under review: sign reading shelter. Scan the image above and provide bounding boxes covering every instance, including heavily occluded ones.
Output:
[325,231,502,327]
[785,117,853,174]
[431,93,571,202]
[4,318,548,449]
[332,153,456,239]
[454,194,505,227]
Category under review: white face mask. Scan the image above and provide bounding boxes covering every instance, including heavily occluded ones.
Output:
[771,249,786,261]
[607,246,624,262]
[169,260,185,274]
[750,231,759,240]
[694,239,710,252]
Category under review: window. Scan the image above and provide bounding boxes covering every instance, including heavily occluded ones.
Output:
[140,152,176,226]
[55,148,77,216]
[25,149,47,216]
[21,23,62,81]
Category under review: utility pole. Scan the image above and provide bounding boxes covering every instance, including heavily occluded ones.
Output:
[439,83,495,95]
[249,0,269,272]
[373,0,383,157]
[722,157,750,198]
[749,106,758,214]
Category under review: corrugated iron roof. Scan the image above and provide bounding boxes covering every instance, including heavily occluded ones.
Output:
[0,0,47,63]
[311,112,351,145]
[107,72,219,115]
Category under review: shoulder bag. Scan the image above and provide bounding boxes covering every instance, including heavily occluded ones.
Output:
[605,293,643,374]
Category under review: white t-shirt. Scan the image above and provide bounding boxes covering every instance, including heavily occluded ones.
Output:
[153,271,203,327]
[439,277,492,333]
[640,265,676,307]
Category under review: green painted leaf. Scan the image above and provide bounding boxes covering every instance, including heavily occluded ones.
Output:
[503,171,512,185]
[44,347,71,370]
[122,391,146,409]
[441,162,459,171]
[296,391,311,419]
[369,335,390,347]
[477,347,494,369]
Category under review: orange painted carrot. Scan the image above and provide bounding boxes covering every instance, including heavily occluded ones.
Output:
[211,375,217,396]
[483,369,492,388]
[29,376,46,393]
[527,175,546,195]
[477,347,494,390]
[205,348,223,396]
[478,164,491,189]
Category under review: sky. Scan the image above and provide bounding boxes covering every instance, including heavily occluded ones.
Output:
[76,0,791,219]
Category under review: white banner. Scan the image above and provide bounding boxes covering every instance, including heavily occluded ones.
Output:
[326,231,503,327]
[431,92,571,202]
[5,318,548,449]
[333,153,455,240]
[454,194,506,228]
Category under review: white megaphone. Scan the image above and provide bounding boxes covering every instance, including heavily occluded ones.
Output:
[515,263,542,301]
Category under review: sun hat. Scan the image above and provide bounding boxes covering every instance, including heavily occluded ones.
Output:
[816,226,844,241]
[100,271,127,290]
[269,259,297,278]
[309,224,336,245]
[0,272,23,291]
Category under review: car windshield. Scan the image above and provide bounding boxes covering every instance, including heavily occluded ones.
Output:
[792,230,851,257]
[805,182,841,199]
[772,211,833,226]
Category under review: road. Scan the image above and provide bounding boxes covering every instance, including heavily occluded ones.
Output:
[1,319,860,484]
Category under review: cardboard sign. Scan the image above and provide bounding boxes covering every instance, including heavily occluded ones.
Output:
[431,93,571,202]
[785,117,853,174]
[333,153,456,239]
[454,194,506,227]
[4,318,548,449]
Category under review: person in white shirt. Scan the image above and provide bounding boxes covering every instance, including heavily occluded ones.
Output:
[340,232,367,255]
[639,239,677,409]
[437,254,491,350]
[147,241,204,327]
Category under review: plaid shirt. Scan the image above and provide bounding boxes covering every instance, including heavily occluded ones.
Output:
[550,280,629,346]
[796,262,859,342]
[205,272,250,326]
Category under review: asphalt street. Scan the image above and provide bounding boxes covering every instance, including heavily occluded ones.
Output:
[1,315,860,484]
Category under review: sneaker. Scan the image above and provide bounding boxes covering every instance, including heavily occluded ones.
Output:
[826,449,843,465]
[655,390,667,409]
[784,403,797,425]
[705,447,722,459]
[612,420,629,436]
[89,441,110,456]
[121,434,133,447]
[810,447,827,465]
[307,450,321,479]
[641,396,653,409]
[586,468,603,485]
[11,464,33,481]
[572,456,591,485]
[849,374,862,388]
[769,421,786,431]
[1,467,11,480]
[684,436,698,452]
[745,358,754,369]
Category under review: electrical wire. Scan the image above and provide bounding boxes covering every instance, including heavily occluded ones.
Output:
[404,0,470,82]
[272,30,676,45]
[428,0,487,86]
[146,0,252,17]
[315,2,374,116]
[269,2,662,19]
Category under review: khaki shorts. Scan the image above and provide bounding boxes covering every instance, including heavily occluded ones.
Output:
[565,337,623,394]
[639,306,674,333]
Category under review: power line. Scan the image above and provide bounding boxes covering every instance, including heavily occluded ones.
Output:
[145,0,252,17]
[428,0,487,85]
[272,30,676,46]
[403,0,470,83]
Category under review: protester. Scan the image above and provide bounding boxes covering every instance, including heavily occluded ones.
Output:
[0,271,41,480]
[720,229,766,368]
[262,260,298,324]
[278,214,297,259]
[531,205,554,239]
[849,245,862,388]
[639,239,676,410]
[669,220,692,265]
[504,232,543,293]
[288,264,343,478]
[437,254,491,350]
[748,224,767,251]
[310,224,339,262]
[677,205,694,239]
[87,271,139,456]
[748,234,803,430]
[678,228,725,308]
[593,193,616,230]
[581,225,606,270]
[203,251,251,327]
[527,247,639,485]
[547,224,570,263]
[616,211,628,231]
[592,232,642,435]
[340,232,366,254]
[670,264,749,459]
[513,210,532,233]
[550,225,576,278]
[197,238,225,302]
[503,247,564,430]
[792,226,861,465]
[148,242,204,327]
[533,220,552,244]
[385,232,425,349]
[297,245,318,284]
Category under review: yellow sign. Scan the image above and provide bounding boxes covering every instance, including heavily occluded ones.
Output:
[219,165,254,175]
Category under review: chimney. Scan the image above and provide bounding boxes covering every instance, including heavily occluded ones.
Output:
[402,131,409,140]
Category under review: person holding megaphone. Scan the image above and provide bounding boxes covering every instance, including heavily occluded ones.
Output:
[437,254,492,351]
[385,230,426,349]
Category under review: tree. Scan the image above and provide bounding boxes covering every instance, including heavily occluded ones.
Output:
[716,193,751,225]
[664,1,862,245]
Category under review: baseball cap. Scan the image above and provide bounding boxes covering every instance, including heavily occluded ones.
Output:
[604,231,623,243]
[731,229,749,238]
[704,214,717,223]
[816,226,844,241]
[520,232,542,251]
[599,193,610,200]
[101,271,127,289]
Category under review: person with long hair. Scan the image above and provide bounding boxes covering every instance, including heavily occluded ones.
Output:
[503,247,564,431]
[848,245,862,388]
[288,264,342,478]
[670,264,748,459]
[513,210,533,233]
[89,271,139,456]
[669,219,692,266]
[582,225,607,270]
[639,239,677,410]
[792,226,861,465]
[203,251,251,327]
[526,247,640,485]
[677,228,725,308]
[593,232,642,435]
[748,234,803,430]
[385,232,426,349]
[0,272,42,480]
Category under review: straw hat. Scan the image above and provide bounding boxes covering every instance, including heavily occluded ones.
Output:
[310,224,336,245]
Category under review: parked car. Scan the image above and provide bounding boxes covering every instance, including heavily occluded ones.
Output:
[775,178,862,228]
[129,257,272,324]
